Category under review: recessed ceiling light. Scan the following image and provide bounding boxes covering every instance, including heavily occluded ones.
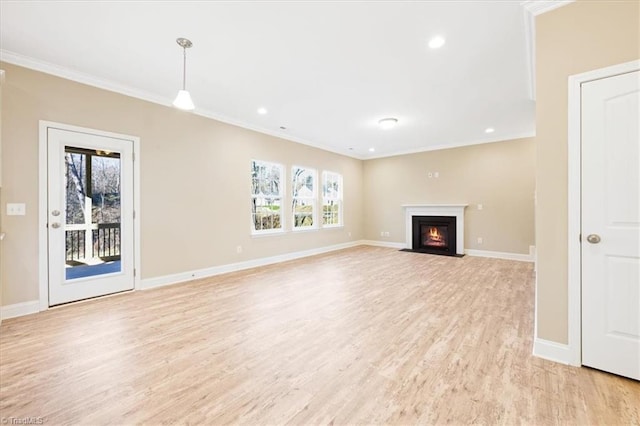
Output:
[257,107,268,115]
[428,36,446,49]
[369,147,376,152]
[485,127,495,134]
[378,118,398,130]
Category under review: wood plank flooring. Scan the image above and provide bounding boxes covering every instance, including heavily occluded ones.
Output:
[1,246,638,425]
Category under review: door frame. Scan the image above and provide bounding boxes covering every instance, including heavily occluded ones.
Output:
[38,121,141,310]
[567,59,640,366]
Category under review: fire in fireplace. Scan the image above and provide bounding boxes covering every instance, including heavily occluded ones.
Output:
[411,215,457,256]
[424,226,448,247]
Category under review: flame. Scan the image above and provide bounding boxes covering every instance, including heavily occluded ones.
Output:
[428,227,443,242]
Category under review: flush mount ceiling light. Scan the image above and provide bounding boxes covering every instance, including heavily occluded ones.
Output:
[485,127,495,133]
[257,107,268,115]
[428,36,446,49]
[369,147,376,152]
[172,37,195,111]
[378,118,398,130]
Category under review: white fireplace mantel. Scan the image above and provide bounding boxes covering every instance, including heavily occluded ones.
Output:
[402,204,468,255]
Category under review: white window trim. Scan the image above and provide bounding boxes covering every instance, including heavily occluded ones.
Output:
[292,165,317,231]
[251,160,286,236]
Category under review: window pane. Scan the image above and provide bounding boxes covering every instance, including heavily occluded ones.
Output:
[65,152,87,225]
[322,171,342,226]
[252,161,282,196]
[323,200,340,225]
[65,148,122,280]
[292,167,314,197]
[293,198,314,228]
[252,197,282,231]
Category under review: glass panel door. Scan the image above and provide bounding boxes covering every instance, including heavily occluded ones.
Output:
[47,127,134,306]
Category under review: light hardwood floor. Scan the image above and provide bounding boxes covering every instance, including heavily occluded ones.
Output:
[1,246,638,425]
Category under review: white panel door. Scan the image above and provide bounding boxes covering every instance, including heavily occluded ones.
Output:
[581,70,640,380]
[48,128,135,305]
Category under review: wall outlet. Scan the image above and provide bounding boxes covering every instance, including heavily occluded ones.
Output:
[347,231,352,238]
[428,172,433,178]
[477,237,483,244]
[380,231,384,237]
[236,245,243,254]
[6,203,26,216]
[384,231,390,237]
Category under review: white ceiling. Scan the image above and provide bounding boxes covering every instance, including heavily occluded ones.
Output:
[0,1,537,159]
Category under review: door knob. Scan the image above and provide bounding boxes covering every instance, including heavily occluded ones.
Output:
[586,234,601,244]
[51,223,61,229]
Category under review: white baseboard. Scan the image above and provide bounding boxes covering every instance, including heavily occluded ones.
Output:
[141,240,362,290]
[532,337,571,364]
[361,240,536,262]
[360,240,407,249]
[465,246,535,262]
[0,241,535,320]
[0,300,40,320]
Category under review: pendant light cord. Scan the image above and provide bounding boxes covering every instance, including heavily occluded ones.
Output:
[182,47,187,91]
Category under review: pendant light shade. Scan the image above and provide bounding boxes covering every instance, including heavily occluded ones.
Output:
[173,37,195,111]
[173,89,195,111]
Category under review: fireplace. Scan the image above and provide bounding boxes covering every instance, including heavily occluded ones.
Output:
[412,215,457,256]
[403,204,467,256]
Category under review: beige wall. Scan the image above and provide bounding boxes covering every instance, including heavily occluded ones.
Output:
[0,62,363,306]
[535,0,639,343]
[363,138,536,254]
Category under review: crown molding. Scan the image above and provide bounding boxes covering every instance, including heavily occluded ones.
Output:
[364,131,536,160]
[522,7,536,101]
[0,49,535,161]
[519,0,575,100]
[520,0,575,16]
[0,49,363,160]
[0,49,169,105]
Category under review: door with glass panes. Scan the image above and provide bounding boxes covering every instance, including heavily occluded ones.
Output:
[47,127,134,305]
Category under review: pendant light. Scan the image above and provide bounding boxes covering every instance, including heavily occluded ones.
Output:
[173,37,195,111]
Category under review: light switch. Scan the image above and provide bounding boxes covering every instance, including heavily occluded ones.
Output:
[7,203,26,216]
[478,204,483,210]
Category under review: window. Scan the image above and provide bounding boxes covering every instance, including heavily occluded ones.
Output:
[292,166,316,229]
[251,160,284,233]
[322,171,343,227]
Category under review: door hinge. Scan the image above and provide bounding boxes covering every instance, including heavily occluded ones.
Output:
[579,233,582,242]
[132,152,135,162]
[133,268,136,277]
[133,210,136,219]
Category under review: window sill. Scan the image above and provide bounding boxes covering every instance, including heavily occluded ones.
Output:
[292,226,319,233]
[251,229,286,238]
[251,225,344,236]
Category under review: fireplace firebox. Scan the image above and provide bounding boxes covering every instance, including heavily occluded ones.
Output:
[411,215,457,256]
